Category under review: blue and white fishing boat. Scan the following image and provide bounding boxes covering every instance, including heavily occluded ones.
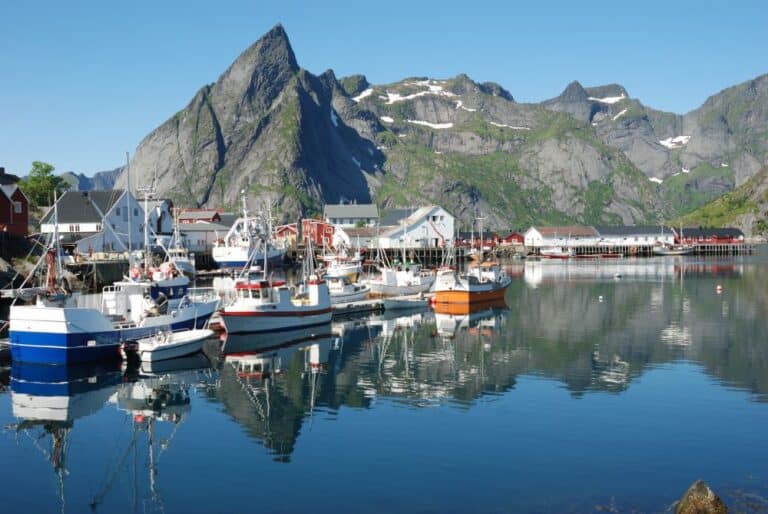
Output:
[212,193,285,269]
[7,192,220,365]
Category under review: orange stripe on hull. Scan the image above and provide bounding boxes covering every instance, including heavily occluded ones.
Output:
[433,286,508,304]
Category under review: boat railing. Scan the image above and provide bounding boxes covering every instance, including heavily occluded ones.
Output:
[187,287,219,303]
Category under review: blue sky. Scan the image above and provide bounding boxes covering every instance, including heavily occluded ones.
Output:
[1,0,766,176]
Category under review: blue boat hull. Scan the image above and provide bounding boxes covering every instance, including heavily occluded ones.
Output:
[9,316,210,365]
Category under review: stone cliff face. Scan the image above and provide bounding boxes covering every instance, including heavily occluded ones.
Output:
[116,25,383,219]
[112,24,768,228]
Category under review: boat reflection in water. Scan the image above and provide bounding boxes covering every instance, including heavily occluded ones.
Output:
[432,299,510,341]
[7,362,123,508]
[216,325,336,461]
[90,359,214,511]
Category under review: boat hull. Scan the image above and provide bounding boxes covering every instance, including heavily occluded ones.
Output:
[432,287,508,305]
[8,301,218,365]
[368,281,433,296]
[138,330,212,362]
[221,309,333,334]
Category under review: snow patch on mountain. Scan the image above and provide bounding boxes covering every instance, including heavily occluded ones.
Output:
[352,88,373,102]
[649,177,663,184]
[612,109,628,121]
[455,100,477,112]
[330,109,338,127]
[490,121,530,130]
[588,93,626,104]
[659,135,691,149]
[407,119,454,129]
[380,116,394,123]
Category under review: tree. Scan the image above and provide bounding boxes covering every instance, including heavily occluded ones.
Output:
[18,161,69,207]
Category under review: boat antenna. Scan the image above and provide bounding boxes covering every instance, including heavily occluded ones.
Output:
[126,152,132,263]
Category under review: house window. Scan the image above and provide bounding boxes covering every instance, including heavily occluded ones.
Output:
[96,224,102,232]
[13,201,22,214]
[116,207,121,216]
[69,224,80,232]
[134,208,139,217]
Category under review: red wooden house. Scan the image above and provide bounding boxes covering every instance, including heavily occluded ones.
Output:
[0,184,29,237]
[677,227,744,245]
[301,219,335,248]
[501,231,525,245]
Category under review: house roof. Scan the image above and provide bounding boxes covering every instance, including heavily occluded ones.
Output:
[177,222,230,233]
[177,209,220,220]
[530,226,599,237]
[379,208,413,226]
[40,190,126,224]
[323,203,379,219]
[680,227,744,238]
[595,225,668,237]
[1,184,19,200]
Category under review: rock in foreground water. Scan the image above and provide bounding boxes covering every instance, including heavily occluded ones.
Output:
[675,480,728,514]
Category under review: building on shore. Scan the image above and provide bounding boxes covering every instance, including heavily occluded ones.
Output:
[323,203,379,227]
[39,190,173,254]
[678,227,744,245]
[594,225,673,248]
[0,183,29,237]
[524,226,601,249]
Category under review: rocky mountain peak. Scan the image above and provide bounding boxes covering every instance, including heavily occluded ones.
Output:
[339,74,370,97]
[585,84,628,101]
[559,81,589,102]
[209,23,299,129]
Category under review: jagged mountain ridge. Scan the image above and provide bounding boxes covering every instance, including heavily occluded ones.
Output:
[115,24,768,229]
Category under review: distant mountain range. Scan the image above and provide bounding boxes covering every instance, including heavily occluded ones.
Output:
[83,24,766,233]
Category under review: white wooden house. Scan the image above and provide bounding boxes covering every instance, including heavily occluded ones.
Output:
[323,203,379,227]
[524,226,601,249]
[40,190,172,254]
[377,206,454,249]
[594,226,674,247]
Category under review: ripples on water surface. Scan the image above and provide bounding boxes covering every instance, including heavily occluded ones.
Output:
[2,251,768,513]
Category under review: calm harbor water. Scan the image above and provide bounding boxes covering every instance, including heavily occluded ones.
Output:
[2,250,768,513]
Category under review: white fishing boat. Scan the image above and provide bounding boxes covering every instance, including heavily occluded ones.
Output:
[382,294,429,311]
[220,238,332,334]
[135,328,213,362]
[165,220,196,277]
[327,274,370,304]
[540,246,575,259]
[212,193,285,269]
[320,245,363,282]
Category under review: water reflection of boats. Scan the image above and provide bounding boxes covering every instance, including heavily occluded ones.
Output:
[223,323,334,355]
[216,335,336,460]
[591,348,630,391]
[91,369,206,512]
[433,299,509,340]
[7,362,123,508]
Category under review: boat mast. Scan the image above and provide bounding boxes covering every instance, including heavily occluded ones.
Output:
[126,152,132,261]
[52,190,62,283]
[477,215,486,260]
[137,180,154,274]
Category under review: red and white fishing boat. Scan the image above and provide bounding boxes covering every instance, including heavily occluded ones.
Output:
[220,276,332,334]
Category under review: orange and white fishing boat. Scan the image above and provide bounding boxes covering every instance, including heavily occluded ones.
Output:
[432,261,511,305]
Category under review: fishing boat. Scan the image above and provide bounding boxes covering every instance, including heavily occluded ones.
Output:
[212,193,286,269]
[319,245,364,282]
[540,246,575,259]
[326,274,370,304]
[432,260,511,305]
[652,243,695,256]
[133,328,213,362]
[165,221,196,277]
[219,230,332,334]
[382,294,429,311]
[7,193,220,365]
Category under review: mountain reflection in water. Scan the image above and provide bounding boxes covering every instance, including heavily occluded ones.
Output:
[1,254,768,513]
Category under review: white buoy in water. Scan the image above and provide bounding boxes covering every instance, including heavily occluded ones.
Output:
[598,295,604,302]
[716,284,723,294]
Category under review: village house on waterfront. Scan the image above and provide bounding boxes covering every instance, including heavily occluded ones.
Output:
[333,205,454,250]
[323,203,379,227]
[39,190,173,254]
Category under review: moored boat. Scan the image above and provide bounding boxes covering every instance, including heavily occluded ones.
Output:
[134,328,213,362]
[652,244,695,256]
[382,294,429,311]
[326,274,370,304]
[220,277,332,334]
[540,246,575,259]
[432,261,511,305]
